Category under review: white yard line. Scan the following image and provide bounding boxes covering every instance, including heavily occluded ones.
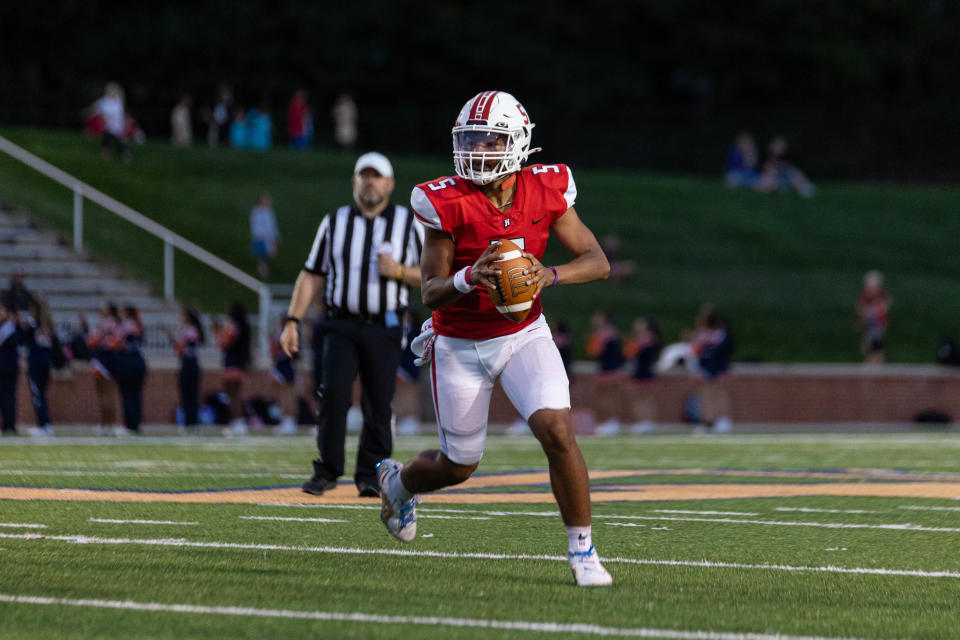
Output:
[1,532,958,580]
[0,523,46,529]
[89,519,199,526]
[239,516,348,524]
[601,515,960,533]
[899,505,960,512]
[652,510,759,516]
[0,592,868,640]
[776,508,879,514]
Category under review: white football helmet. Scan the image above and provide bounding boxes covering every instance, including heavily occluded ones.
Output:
[452,91,540,184]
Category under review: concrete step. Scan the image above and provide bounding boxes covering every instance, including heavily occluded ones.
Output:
[0,212,32,228]
[0,244,86,261]
[0,228,62,245]
[22,277,149,296]
[0,260,104,277]
[46,294,179,312]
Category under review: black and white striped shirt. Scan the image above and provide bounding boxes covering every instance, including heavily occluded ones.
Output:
[304,204,424,315]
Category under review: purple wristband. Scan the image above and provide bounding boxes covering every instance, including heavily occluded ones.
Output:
[548,266,559,287]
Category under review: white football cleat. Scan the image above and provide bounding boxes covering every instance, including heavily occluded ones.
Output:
[569,545,613,587]
[377,458,420,542]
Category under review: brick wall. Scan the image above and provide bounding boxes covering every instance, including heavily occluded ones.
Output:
[8,363,960,427]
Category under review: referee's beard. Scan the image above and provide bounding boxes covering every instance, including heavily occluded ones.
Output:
[354,187,387,212]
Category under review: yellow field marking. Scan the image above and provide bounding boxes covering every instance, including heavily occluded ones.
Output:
[2,480,960,505]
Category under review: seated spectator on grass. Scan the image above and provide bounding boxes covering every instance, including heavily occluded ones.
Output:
[724,132,760,187]
[755,135,815,198]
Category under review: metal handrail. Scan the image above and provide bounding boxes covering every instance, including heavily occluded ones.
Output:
[0,135,271,363]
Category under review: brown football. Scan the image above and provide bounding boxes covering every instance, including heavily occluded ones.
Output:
[487,239,535,322]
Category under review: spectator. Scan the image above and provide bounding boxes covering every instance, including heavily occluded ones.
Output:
[169,308,204,431]
[691,308,734,433]
[215,302,252,436]
[207,84,233,147]
[229,108,248,149]
[248,104,273,151]
[250,193,280,279]
[270,318,299,435]
[624,316,661,434]
[23,297,56,437]
[2,269,35,313]
[170,94,193,147]
[288,89,313,150]
[332,93,358,149]
[755,135,815,198]
[587,310,624,435]
[724,132,759,187]
[857,270,892,364]
[552,319,574,377]
[84,304,121,435]
[600,234,635,285]
[112,305,147,436]
[394,308,422,436]
[0,301,22,436]
[85,82,132,163]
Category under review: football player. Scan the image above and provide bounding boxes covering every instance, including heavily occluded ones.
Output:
[377,91,613,587]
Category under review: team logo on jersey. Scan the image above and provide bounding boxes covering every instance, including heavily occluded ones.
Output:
[504,218,511,228]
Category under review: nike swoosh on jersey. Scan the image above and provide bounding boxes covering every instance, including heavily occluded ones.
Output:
[532,216,546,224]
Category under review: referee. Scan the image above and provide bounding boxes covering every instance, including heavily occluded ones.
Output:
[281,152,424,497]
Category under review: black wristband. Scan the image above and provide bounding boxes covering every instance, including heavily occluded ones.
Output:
[283,316,301,326]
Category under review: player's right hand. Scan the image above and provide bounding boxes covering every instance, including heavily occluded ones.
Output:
[469,241,502,290]
[280,322,299,357]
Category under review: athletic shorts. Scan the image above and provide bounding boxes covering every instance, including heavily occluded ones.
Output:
[428,315,570,465]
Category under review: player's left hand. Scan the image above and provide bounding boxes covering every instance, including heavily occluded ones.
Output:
[521,252,551,299]
[377,253,402,279]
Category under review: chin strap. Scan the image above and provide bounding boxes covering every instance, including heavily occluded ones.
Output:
[500,174,517,191]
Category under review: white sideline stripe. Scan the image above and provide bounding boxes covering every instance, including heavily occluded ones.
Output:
[0,593,864,640]
[240,516,348,524]
[1,532,959,580]
[261,503,562,517]
[601,515,960,533]
[89,519,199,526]
[900,505,960,512]
[0,523,46,529]
[653,510,759,516]
[259,503,380,510]
[419,515,492,521]
[0,470,307,479]
[776,508,879,514]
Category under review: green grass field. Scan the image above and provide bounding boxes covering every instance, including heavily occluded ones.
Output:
[2,127,960,361]
[3,433,960,639]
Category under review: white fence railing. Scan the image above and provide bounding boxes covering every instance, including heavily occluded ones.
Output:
[0,135,272,363]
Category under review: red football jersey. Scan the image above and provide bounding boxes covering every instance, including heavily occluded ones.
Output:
[411,164,577,340]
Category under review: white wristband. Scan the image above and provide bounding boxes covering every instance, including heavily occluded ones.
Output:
[453,266,476,294]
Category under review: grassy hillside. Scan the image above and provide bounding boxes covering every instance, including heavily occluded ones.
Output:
[2,127,959,362]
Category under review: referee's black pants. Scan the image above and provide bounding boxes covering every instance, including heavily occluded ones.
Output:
[315,317,402,487]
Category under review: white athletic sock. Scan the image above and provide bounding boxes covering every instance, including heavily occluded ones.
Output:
[390,468,414,501]
[566,526,593,554]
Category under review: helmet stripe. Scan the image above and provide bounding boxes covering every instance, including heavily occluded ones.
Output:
[470,91,498,121]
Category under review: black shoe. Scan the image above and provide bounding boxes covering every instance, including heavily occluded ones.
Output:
[302,459,337,495]
[356,481,380,498]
